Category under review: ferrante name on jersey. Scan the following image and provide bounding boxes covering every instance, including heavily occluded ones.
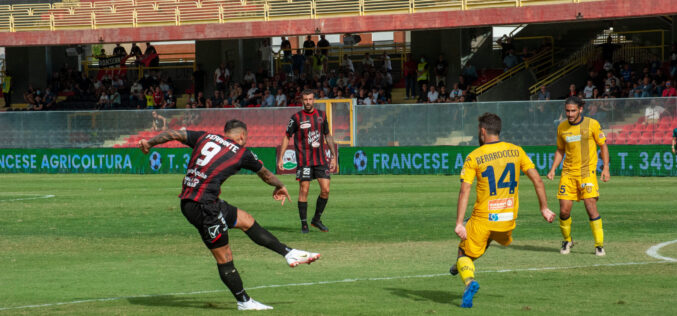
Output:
[205,134,239,153]
[475,149,520,165]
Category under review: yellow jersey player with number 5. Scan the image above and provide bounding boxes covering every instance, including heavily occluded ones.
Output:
[452,113,555,308]
[547,96,610,256]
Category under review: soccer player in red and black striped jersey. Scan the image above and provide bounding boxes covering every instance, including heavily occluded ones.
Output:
[138,119,321,311]
[278,89,337,233]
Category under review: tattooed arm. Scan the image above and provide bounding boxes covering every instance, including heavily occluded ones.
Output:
[257,166,292,205]
[138,129,188,154]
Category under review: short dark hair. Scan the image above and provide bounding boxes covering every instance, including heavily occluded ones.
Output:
[478,112,501,136]
[224,119,247,133]
[564,96,585,108]
[302,89,314,96]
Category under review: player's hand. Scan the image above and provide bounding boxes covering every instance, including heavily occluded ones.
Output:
[601,167,610,182]
[546,170,555,180]
[541,208,556,223]
[273,186,292,206]
[330,157,336,171]
[277,159,284,172]
[455,224,467,241]
[138,139,151,154]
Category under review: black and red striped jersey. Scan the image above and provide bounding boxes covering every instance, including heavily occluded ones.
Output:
[178,131,262,203]
[285,109,330,167]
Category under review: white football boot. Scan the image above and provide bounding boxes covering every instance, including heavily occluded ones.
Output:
[285,249,321,267]
[237,298,273,311]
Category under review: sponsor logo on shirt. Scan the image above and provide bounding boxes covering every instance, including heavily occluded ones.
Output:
[488,197,514,211]
[488,212,514,222]
[300,121,311,129]
[565,135,581,143]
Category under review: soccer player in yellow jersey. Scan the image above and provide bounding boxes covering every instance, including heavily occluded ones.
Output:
[547,96,610,256]
[453,113,555,308]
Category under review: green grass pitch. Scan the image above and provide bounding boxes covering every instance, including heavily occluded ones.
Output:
[1,174,676,315]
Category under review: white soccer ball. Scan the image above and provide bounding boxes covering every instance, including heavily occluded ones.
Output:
[353,150,367,172]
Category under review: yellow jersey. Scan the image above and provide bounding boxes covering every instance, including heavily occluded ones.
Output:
[556,116,606,178]
[460,141,535,231]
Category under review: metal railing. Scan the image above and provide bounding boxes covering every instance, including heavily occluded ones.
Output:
[473,47,552,95]
[0,0,601,33]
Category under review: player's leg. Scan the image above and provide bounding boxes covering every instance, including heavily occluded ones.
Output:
[235,208,321,267]
[210,245,271,310]
[297,166,312,233]
[311,168,331,232]
[454,219,487,308]
[557,175,577,254]
[583,198,605,256]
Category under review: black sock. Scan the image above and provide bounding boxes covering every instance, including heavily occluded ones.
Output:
[313,197,328,222]
[217,261,250,302]
[560,214,571,221]
[298,201,308,223]
[245,221,291,256]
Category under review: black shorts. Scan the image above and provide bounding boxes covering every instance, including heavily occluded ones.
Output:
[296,165,331,181]
[180,199,238,249]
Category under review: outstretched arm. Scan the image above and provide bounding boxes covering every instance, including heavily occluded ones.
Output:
[257,166,291,205]
[526,168,555,222]
[138,129,187,154]
[454,181,472,240]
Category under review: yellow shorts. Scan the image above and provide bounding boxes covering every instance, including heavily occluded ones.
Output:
[458,218,513,259]
[557,173,599,201]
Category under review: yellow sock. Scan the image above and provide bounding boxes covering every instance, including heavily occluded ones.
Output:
[589,217,604,247]
[457,256,475,286]
[559,216,572,242]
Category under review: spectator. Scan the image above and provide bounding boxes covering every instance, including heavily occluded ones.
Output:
[43,87,55,109]
[259,39,273,72]
[640,77,654,97]
[362,53,375,69]
[438,86,450,103]
[381,52,392,73]
[303,35,315,57]
[434,54,448,87]
[662,80,676,97]
[450,83,463,100]
[243,69,256,85]
[605,71,620,88]
[644,103,665,125]
[151,110,167,131]
[566,84,577,98]
[207,90,224,108]
[275,88,287,106]
[317,35,330,56]
[109,88,121,109]
[165,89,177,108]
[152,86,165,108]
[417,56,429,96]
[214,62,229,93]
[260,89,273,106]
[462,62,478,84]
[97,90,110,110]
[670,43,677,78]
[129,42,142,59]
[23,84,37,106]
[192,64,206,97]
[292,49,306,77]
[599,36,620,62]
[341,54,355,73]
[403,54,416,100]
[144,42,159,67]
[535,85,550,100]
[496,35,514,59]
[583,80,596,99]
[503,49,519,69]
[620,64,632,83]
[113,43,127,57]
[279,36,292,59]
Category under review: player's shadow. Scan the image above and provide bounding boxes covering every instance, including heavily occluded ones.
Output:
[385,287,457,305]
[509,244,555,253]
[264,225,306,233]
[127,295,293,310]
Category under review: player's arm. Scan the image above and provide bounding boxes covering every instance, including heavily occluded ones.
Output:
[526,168,555,222]
[600,143,610,182]
[672,135,676,154]
[547,147,564,180]
[138,129,187,154]
[277,135,291,171]
[256,166,292,205]
[455,181,472,240]
[325,134,337,170]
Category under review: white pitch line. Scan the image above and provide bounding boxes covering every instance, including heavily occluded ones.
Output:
[0,260,672,312]
[645,239,677,262]
[0,194,55,202]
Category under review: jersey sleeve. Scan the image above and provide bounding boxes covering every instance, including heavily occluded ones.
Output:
[556,124,565,150]
[241,149,264,173]
[459,154,477,184]
[591,119,606,146]
[185,130,206,148]
[673,128,677,138]
[518,147,536,173]
[322,112,330,135]
[285,115,298,137]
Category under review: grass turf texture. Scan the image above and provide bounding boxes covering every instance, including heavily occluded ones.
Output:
[0,174,675,315]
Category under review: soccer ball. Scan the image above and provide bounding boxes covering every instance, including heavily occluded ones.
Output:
[353,150,367,172]
[149,152,162,171]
